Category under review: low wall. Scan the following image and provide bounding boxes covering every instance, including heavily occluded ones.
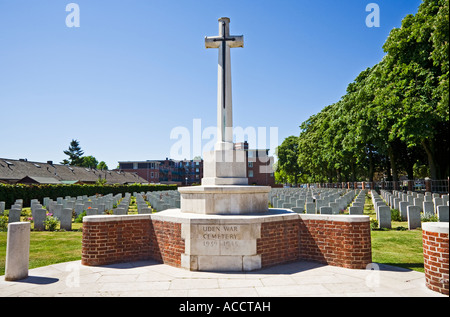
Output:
[82,215,184,267]
[82,211,372,271]
[299,214,372,269]
[422,222,449,295]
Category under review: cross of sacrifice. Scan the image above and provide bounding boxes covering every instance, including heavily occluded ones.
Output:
[205,17,244,146]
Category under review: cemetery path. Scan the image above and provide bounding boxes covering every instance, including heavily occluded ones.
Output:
[0,260,445,297]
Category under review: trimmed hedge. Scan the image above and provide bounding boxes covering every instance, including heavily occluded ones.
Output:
[0,183,177,209]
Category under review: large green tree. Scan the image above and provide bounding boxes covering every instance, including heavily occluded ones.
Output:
[275,135,302,185]
[278,0,448,183]
[81,156,99,169]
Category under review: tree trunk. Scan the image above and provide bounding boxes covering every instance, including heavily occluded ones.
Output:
[387,145,399,182]
[367,146,375,182]
[422,139,437,179]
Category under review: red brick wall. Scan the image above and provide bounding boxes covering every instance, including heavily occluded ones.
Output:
[82,216,184,267]
[82,217,152,266]
[298,217,372,269]
[423,227,449,295]
[82,214,372,271]
[149,220,184,268]
[257,220,300,267]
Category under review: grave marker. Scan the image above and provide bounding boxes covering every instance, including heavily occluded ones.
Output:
[407,206,421,230]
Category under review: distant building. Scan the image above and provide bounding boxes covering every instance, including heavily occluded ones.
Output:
[117,161,161,183]
[0,158,147,185]
[118,158,203,186]
[235,142,275,186]
[118,141,275,186]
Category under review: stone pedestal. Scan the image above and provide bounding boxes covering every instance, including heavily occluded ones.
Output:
[178,185,270,215]
[152,208,299,272]
[201,147,248,186]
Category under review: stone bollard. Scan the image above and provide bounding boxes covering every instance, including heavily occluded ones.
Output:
[5,222,31,281]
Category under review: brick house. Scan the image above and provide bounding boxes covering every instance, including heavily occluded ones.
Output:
[235,142,275,186]
[117,142,274,186]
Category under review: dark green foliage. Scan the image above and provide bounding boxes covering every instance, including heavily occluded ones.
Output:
[0,183,177,209]
[276,0,449,183]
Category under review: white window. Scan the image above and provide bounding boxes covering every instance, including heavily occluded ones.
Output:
[248,162,253,168]
[248,170,254,177]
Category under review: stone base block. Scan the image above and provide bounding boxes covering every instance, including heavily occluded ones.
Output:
[202,148,247,186]
[181,254,261,272]
[151,208,299,272]
[178,185,270,215]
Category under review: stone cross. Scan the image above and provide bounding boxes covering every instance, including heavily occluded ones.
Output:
[205,17,243,149]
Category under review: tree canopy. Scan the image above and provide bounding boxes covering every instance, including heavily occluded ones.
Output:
[275,0,449,184]
[61,139,108,171]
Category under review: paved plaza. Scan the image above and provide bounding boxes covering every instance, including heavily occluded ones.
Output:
[0,260,445,297]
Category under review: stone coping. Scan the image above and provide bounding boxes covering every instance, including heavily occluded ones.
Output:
[422,222,449,234]
[151,208,298,224]
[299,214,370,223]
[83,214,152,223]
[83,209,370,224]
[178,185,271,194]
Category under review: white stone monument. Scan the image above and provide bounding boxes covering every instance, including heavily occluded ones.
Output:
[178,17,271,215]
[153,17,297,272]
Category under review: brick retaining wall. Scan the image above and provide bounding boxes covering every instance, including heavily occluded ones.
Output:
[257,220,300,267]
[149,219,184,268]
[82,215,184,267]
[422,222,449,295]
[82,212,373,271]
[82,215,152,266]
[298,215,372,269]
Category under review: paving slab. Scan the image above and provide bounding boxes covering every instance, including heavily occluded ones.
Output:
[0,260,446,298]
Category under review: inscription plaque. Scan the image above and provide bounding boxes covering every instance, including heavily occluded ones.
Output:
[186,223,259,256]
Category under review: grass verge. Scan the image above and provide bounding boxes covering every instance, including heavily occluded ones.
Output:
[0,194,427,275]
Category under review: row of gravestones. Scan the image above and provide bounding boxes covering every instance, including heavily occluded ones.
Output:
[0,190,185,230]
[269,188,367,215]
[146,190,180,212]
[373,190,449,230]
[1,198,73,231]
[0,193,129,230]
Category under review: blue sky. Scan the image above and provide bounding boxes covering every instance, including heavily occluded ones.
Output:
[0,0,423,169]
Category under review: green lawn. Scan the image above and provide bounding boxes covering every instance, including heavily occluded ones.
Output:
[0,194,427,275]
[0,229,82,276]
[361,193,425,273]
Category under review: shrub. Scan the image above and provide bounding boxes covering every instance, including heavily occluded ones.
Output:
[74,211,86,223]
[44,213,59,231]
[390,209,402,221]
[370,218,379,230]
[0,216,8,232]
[421,212,439,222]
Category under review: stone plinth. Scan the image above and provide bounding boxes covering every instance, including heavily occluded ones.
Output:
[152,208,299,271]
[201,148,248,186]
[178,185,270,215]
[81,211,373,272]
